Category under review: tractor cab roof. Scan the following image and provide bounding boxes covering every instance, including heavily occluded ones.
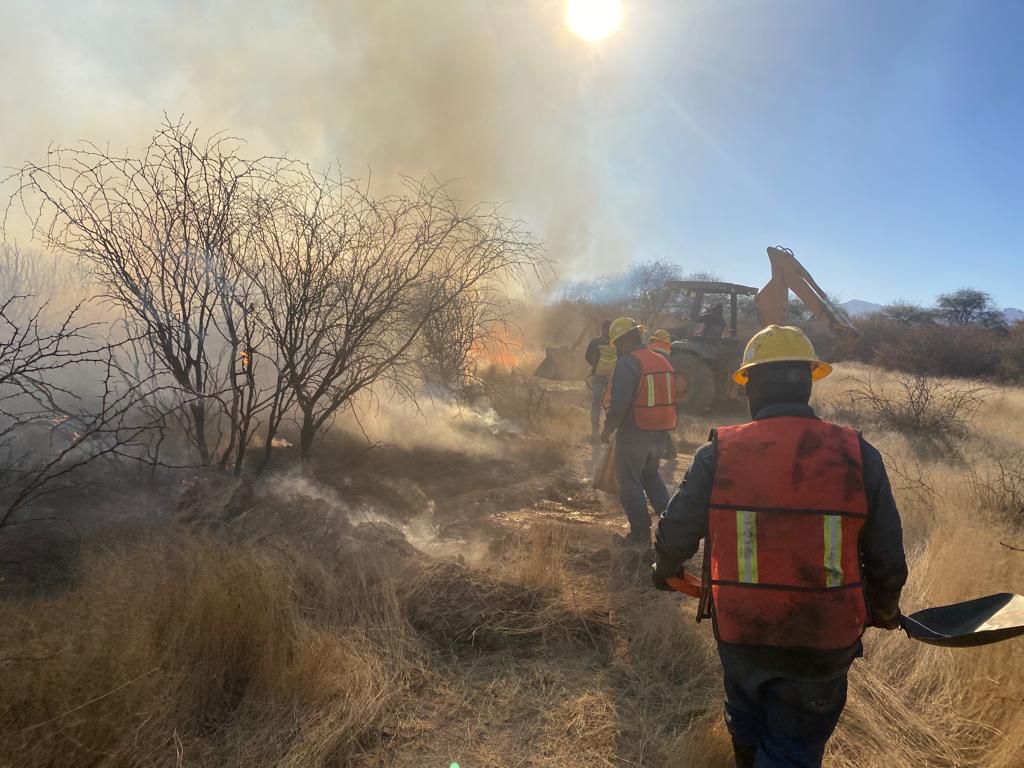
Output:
[664,280,759,296]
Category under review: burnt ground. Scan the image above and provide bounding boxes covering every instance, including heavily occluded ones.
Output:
[0,404,696,596]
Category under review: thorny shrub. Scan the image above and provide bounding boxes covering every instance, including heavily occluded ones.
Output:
[844,313,1024,383]
[846,373,987,444]
[872,324,1001,381]
[481,368,552,432]
[970,449,1024,524]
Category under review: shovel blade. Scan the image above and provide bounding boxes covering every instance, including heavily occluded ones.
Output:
[902,593,1024,647]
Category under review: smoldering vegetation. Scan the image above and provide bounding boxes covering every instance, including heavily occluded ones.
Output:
[0,119,547,527]
[1,125,1023,767]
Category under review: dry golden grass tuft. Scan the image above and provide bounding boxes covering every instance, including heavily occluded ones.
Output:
[0,533,427,767]
[538,690,619,766]
[811,363,1024,767]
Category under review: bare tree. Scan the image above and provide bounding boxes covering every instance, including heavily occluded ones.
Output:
[557,259,685,324]
[0,295,165,527]
[936,288,1005,329]
[0,244,88,325]
[417,284,515,392]
[9,119,280,468]
[8,120,546,475]
[629,260,684,325]
[883,301,936,326]
[246,172,544,465]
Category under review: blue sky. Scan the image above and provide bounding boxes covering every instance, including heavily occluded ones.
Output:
[2,0,1022,307]
[585,1,1024,307]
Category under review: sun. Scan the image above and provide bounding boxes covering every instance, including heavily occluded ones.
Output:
[565,0,623,44]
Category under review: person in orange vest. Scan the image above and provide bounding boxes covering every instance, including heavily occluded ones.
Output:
[646,329,678,460]
[601,317,678,546]
[652,325,908,768]
[584,320,616,442]
[647,328,673,355]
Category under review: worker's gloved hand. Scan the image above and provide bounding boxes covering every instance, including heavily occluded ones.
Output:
[651,563,675,591]
[868,606,902,630]
[600,429,613,444]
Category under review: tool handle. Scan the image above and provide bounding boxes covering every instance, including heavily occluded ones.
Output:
[666,570,702,598]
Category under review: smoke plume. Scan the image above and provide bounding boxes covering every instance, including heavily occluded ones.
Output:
[2,0,635,278]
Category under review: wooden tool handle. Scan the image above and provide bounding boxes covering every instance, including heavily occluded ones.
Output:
[666,571,702,598]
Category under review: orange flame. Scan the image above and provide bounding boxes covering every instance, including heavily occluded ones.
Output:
[472,327,528,370]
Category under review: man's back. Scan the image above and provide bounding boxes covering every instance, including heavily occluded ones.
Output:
[653,327,908,767]
[655,403,907,669]
[709,416,869,651]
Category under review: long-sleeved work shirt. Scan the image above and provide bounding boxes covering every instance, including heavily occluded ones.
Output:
[584,335,608,374]
[654,402,908,676]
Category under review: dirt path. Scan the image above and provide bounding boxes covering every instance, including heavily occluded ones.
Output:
[353,438,716,768]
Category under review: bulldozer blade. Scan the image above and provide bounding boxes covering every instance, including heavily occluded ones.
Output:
[534,347,590,381]
[901,593,1024,647]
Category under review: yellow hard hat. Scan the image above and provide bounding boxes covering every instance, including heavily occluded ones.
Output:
[732,325,832,385]
[609,316,645,344]
[649,329,672,344]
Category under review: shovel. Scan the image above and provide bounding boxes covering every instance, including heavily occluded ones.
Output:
[666,572,1024,648]
[900,593,1024,647]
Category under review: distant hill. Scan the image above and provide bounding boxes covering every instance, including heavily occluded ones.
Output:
[839,299,884,317]
[840,299,1023,324]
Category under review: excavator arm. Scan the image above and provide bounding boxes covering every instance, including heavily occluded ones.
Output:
[755,246,858,337]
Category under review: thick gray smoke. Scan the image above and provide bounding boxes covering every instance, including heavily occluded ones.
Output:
[1,0,636,277]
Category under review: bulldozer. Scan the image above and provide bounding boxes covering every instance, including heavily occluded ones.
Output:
[535,246,856,413]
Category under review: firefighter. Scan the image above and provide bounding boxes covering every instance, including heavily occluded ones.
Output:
[652,325,908,768]
[646,329,678,460]
[601,317,678,546]
[647,328,673,355]
[585,320,617,442]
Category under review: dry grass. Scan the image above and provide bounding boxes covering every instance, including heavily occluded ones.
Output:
[2,362,1024,766]
[0,533,426,767]
[812,363,1024,768]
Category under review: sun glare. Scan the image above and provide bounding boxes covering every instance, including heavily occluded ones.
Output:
[565,0,623,44]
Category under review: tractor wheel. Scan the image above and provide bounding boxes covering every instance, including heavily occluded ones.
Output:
[671,353,715,414]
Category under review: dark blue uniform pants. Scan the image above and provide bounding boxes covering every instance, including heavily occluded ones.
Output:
[723,662,848,767]
[616,432,669,541]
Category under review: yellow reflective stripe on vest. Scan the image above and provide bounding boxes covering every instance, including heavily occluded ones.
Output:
[646,374,656,407]
[737,510,758,584]
[665,372,673,401]
[823,514,843,587]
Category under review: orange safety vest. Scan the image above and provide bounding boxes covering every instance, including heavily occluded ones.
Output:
[603,348,678,431]
[647,339,671,355]
[707,417,868,651]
